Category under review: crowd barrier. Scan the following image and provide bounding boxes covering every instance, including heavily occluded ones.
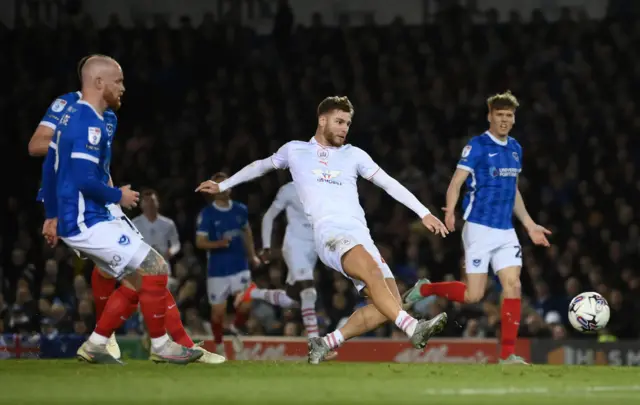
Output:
[2,335,638,365]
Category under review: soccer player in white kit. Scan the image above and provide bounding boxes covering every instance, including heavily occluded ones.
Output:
[197,96,449,364]
[245,181,321,338]
[402,91,552,364]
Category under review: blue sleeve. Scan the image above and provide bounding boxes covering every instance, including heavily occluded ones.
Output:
[40,94,74,131]
[196,209,211,237]
[457,139,482,172]
[41,145,58,219]
[69,122,121,205]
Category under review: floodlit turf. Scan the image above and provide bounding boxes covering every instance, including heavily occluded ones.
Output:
[1,360,639,405]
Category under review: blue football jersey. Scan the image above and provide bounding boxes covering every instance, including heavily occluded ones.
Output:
[54,101,121,237]
[196,201,250,277]
[457,132,523,230]
[37,91,118,202]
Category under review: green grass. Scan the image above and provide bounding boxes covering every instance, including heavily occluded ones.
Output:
[1,360,639,404]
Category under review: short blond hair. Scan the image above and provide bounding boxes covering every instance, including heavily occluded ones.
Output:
[487,90,519,111]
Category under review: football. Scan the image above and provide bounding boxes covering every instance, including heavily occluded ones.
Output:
[568,292,610,333]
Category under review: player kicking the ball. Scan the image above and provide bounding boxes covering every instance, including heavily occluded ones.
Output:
[402,91,551,364]
[197,96,449,364]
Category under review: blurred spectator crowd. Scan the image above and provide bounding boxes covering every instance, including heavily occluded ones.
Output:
[2,2,640,343]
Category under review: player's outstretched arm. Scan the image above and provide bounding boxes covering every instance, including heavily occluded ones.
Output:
[196,143,290,194]
[368,169,448,236]
[195,158,276,194]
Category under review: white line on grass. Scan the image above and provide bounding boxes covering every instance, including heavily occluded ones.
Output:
[424,385,640,396]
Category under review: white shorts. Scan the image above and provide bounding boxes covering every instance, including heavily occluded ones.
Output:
[314,218,393,291]
[62,220,150,279]
[462,222,522,274]
[282,234,317,285]
[207,270,251,305]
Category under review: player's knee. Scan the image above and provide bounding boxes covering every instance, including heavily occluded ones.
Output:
[502,276,521,298]
[299,287,317,304]
[137,248,169,276]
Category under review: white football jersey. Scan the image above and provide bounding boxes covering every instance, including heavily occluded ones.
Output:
[272,182,313,240]
[270,137,379,227]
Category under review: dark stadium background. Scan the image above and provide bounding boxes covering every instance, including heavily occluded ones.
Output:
[1,0,639,358]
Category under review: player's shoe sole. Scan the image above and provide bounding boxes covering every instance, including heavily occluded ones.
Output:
[410,312,448,350]
[77,342,124,365]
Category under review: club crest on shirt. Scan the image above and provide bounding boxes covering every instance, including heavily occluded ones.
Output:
[512,151,519,162]
[106,123,114,136]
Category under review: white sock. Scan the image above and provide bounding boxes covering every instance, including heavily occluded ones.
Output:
[300,287,319,338]
[323,330,344,350]
[395,310,418,338]
[88,332,109,346]
[251,289,298,308]
[150,334,170,350]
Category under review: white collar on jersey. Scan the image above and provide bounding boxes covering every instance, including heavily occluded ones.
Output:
[76,91,82,98]
[77,100,104,120]
[309,136,341,149]
[212,201,233,212]
[485,131,508,146]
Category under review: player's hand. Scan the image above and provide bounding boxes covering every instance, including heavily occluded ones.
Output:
[527,224,552,247]
[195,180,220,194]
[441,206,456,232]
[42,218,58,247]
[421,214,448,237]
[250,255,262,268]
[258,248,272,264]
[119,185,139,209]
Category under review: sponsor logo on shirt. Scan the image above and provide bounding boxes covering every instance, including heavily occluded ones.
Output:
[312,169,342,185]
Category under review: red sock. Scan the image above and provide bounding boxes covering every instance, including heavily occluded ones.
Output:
[165,290,194,347]
[500,298,521,359]
[94,286,139,337]
[139,275,168,338]
[419,281,466,302]
[233,310,248,330]
[211,319,224,345]
[91,267,116,321]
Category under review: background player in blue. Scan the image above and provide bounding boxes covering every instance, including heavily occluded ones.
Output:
[196,172,261,356]
[45,55,201,365]
[402,91,551,364]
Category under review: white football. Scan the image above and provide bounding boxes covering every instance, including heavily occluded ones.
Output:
[568,292,610,333]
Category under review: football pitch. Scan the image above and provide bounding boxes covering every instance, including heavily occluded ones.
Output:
[1,361,639,405]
